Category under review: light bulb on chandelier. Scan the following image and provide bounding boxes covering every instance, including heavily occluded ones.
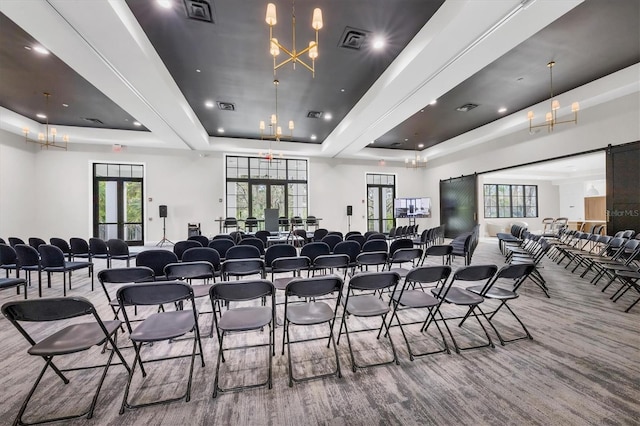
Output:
[266,1,322,77]
[23,92,69,150]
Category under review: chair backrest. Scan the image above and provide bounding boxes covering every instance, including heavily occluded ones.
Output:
[210,279,274,302]
[313,228,328,241]
[14,244,40,267]
[433,264,498,300]
[213,234,235,241]
[0,237,5,245]
[117,281,193,307]
[229,231,245,244]
[2,296,97,323]
[89,238,109,255]
[174,240,202,259]
[278,217,289,226]
[424,244,453,257]
[244,217,258,227]
[291,216,303,226]
[345,231,361,239]
[164,261,215,280]
[9,237,25,247]
[208,239,236,259]
[477,263,536,295]
[38,244,67,268]
[224,217,238,226]
[49,237,71,253]
[70,237,90,255]
[221,258,265,276]
[265,244,297,267]
[361,239,388,253]
[182,247,221,269]
[29,237,46,249]
[293,229,307,243]
[355,251,388,268]
[0,244,17,266]
[405,265,452,285]
[188,235,210,247]
[238,237,266,255]
[135,249,179,277]
[389,238,413,256]
[271,256,310,273]
[313,254,349,269]
[346,234,365,248]
[321,234,342,252]
[107,238,131,256]
[225,244,261,260]
[286,275,343,298]
[389,248,422,264]
[333,240,360,263]
[305,215,318,225]
[349,271,400,291]
[300,242,330,262]
[255,230,271,245]
[366,233,386,241]
[98,266,155,284]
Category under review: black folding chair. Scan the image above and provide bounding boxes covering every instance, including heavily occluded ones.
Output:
[117,281,205,414]
[209,279,275,397]
[2,297,130,425]
[337,271,401,371]
[283,275,343,386]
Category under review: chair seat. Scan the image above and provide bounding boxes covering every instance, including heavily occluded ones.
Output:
[466,285,518,300]
[391,289,439,308]
[112,254,137,260]
[273,276,296,290]
[44,261,92,272]
[219,306,272,331]
[345,295,390,317]
[191,284,214,299]
[28,320,121,356]
[0,277,26,289]
[432,287,484,305]
[130,311,196,342]
[616,270,640,279]
[286,302,335,325]
[0,264,18,270]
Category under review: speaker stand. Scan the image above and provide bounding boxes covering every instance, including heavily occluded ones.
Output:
[347,215,351,232]
[156,217,174,247]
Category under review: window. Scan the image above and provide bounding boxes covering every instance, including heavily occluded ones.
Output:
[225,156,308,221]
[483,184,538,218]
[366,173,396,233]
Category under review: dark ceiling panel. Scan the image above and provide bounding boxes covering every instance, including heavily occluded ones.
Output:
[377,0,640,150]
[0,14,147,132]
[125,0,445,143]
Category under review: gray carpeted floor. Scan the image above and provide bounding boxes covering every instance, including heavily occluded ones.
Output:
[0,240,638,426]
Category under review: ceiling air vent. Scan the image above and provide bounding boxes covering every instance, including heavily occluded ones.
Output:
[390,142,402,147]
[183,0,213,23]
[82,117,104,125]
[338,27,370,50]
[307,111,323,119]
[217,101,235,111]
[456,103,479,112]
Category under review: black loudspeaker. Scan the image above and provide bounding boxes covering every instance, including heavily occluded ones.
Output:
[159,205,167,218]
[346,205,353,216]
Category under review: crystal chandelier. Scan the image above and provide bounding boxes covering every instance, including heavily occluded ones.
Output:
[266,1,323,77]
[23,92,69,150]
[527,61,579,133]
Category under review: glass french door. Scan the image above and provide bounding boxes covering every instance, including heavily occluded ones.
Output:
[93,163,144,245]
[367,174,396,233]
[251,183,286,219]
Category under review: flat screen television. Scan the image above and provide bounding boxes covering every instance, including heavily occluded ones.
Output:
[394,197,432,218]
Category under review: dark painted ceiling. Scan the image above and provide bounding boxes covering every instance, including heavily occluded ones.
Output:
[0,0,638,151]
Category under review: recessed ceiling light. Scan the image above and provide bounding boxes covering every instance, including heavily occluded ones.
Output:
[133,121,142,126]
[196,69,201,73]
[420,109,424,113]
[429,99,437,105]
[340,88,345,93]
[33,46,49,55]
[498,107,507,113]
[310,134,317,140]
[217,127,225,133]
[36,113,46,119]
[157,0,172,9]
[204,100,214,108]
[62,103,69,108]
[404,138,409,142]
[324,113,332,121]
[418,143,424,148]
[372,37,385,50]
[24,46,32,51]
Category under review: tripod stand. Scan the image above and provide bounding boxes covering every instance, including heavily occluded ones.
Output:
[156,217,174,247]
